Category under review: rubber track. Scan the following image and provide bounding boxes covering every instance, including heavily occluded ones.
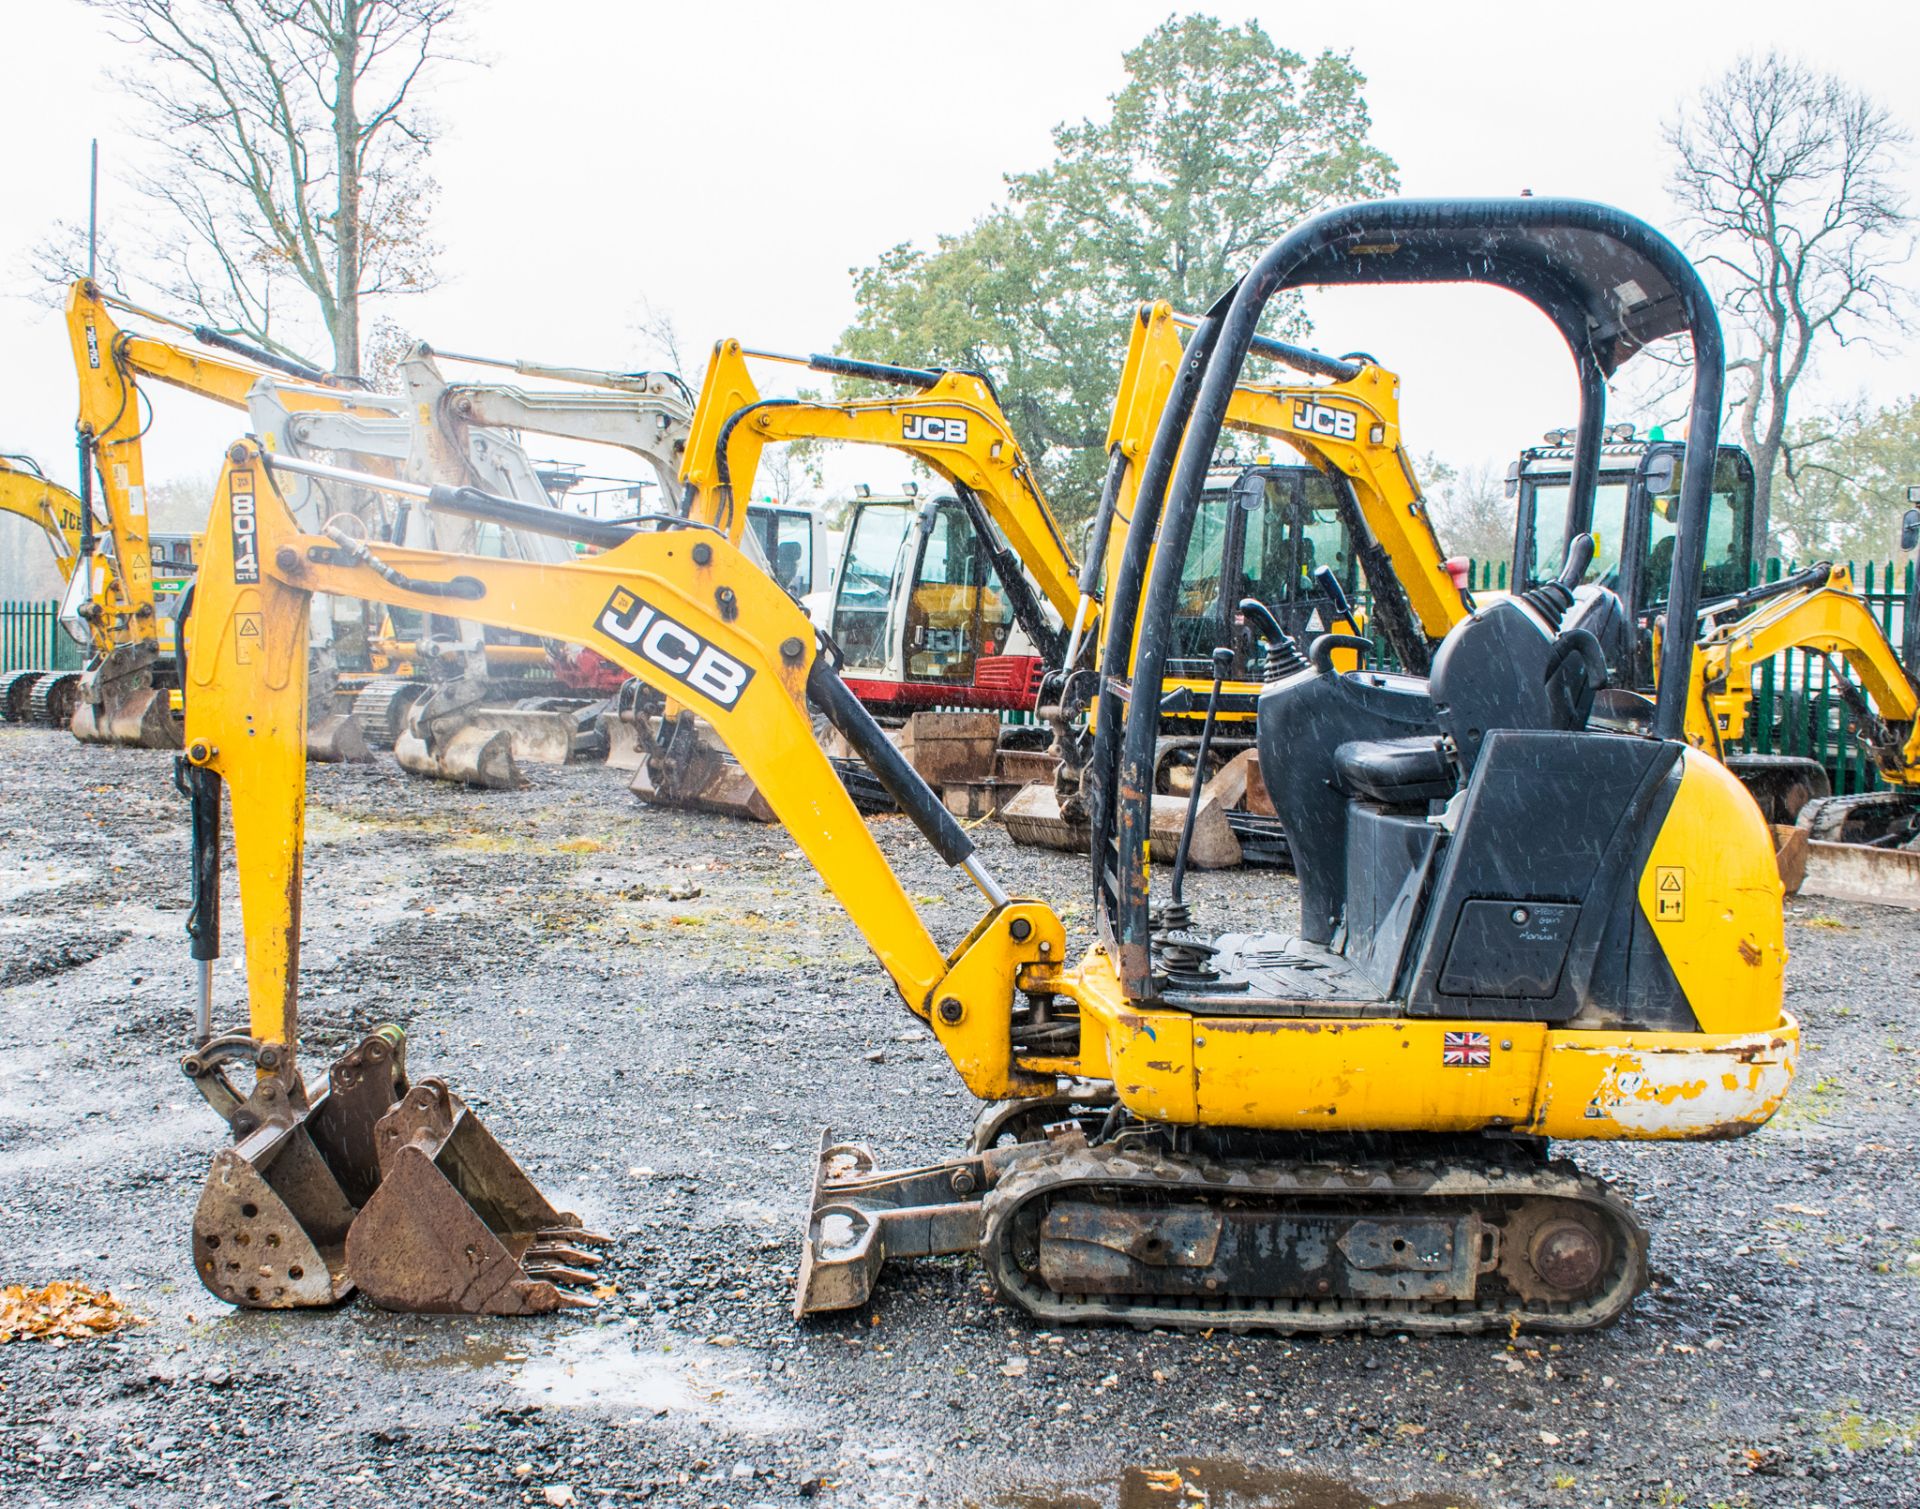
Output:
[979,1139,1647,1336]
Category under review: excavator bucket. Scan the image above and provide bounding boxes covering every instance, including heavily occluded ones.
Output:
[70,683,177,747]
[307,712,374,764]
[189,1027,411,1310]
[346,1078,609,1314]
[393,722,522,788]
[68,644,181,749]
[627,710,776,822]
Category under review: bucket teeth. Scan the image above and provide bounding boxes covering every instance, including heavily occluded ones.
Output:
[522,1263,603,1287]
[541,1226,614,1246]
[525,1242,605,1269]
[345,1078,609,1315]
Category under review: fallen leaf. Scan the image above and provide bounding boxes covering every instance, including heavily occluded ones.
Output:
[0,1283,145,1344]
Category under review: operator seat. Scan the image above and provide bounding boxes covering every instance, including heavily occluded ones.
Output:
[1256,538,1610,948]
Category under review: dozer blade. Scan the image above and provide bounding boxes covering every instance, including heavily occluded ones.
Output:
[189,1027,411,1310]
[459,706,589,766]
[393,723,524,789]
[603,708,650,770]
[1001,784,1241,867]
[346,1078,608,1315]
[794,1127,1022,1320]
[307,711,374,764]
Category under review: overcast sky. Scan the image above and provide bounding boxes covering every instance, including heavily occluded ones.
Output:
[5,0,1919,552]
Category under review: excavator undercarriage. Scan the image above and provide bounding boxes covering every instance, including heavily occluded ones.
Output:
[800,1125,1646,1334]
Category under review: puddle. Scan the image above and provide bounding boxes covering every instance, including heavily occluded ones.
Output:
[992,1459,1478,1509]
[511,1324,802,1432]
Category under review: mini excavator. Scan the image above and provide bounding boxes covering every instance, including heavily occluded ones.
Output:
[177,198,1795,1333]
[1510,434,1920,848]
[0,454,103,725]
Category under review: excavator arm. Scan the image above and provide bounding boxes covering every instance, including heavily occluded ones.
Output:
[1102,304,1469,668]
[0,456,114,663]
[1691,566,1920,782]
[186,442,1066,1104]
[0,454,86,564]
[681,341,1083,632]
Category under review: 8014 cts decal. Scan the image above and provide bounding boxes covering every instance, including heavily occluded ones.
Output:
[229,468,261,585]
[596,587,756,709]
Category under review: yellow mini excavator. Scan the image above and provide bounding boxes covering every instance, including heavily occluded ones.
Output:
[0,454,102,726]
[1510,433,1920,850]
[177,198,1795,1333]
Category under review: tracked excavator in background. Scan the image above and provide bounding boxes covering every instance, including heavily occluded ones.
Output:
[56,281,723,785]
[177,197,1796,1333]
[650,314,1457,840]
[1507,433,1920,881]
[0,454,103,726]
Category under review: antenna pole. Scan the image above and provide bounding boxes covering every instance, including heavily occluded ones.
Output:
[87,140,99,282]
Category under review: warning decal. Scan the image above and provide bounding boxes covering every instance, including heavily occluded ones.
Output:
[1654,865,1685,922]
[235,612,262,666]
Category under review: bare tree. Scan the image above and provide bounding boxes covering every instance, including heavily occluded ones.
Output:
[1666,52,1913,551]
[630,299,689,377]
[76,0,460,378]
[1420,456,1514,568]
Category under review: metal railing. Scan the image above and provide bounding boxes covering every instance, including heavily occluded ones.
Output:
[1,600,61,675]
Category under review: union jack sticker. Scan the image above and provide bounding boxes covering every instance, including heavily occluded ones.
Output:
[1442,1031,1492,1067]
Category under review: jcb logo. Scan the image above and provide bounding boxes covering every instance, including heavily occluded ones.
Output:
[229,470,260,585]
[903,413,968,445]
[1291,401,1357,442]
[596,588,756,710]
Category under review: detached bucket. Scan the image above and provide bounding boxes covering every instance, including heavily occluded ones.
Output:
[189,1027,411,1310]
[393,723,523,789]
[346,1078,609,1314]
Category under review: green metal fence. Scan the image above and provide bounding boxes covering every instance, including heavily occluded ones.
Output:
[1737,557,1914,797]
[1,600,60,674]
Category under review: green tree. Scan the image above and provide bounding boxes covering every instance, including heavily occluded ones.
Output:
[1776,395,1920,563]
[840,15,1397,519]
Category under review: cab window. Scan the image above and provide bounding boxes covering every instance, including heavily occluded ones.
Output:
[830,502,912,669]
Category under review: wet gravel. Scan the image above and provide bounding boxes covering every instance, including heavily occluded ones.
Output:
[1,725,1917,1508]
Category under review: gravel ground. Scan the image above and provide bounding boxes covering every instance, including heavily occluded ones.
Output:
[1,725,1917,1509]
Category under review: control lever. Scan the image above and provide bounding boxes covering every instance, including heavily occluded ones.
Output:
[1170,648,1233,907]
[1312,565,1354,624]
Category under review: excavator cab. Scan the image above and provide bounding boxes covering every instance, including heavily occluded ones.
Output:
[823,489,1050,712]
[1170,463,1361,680]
